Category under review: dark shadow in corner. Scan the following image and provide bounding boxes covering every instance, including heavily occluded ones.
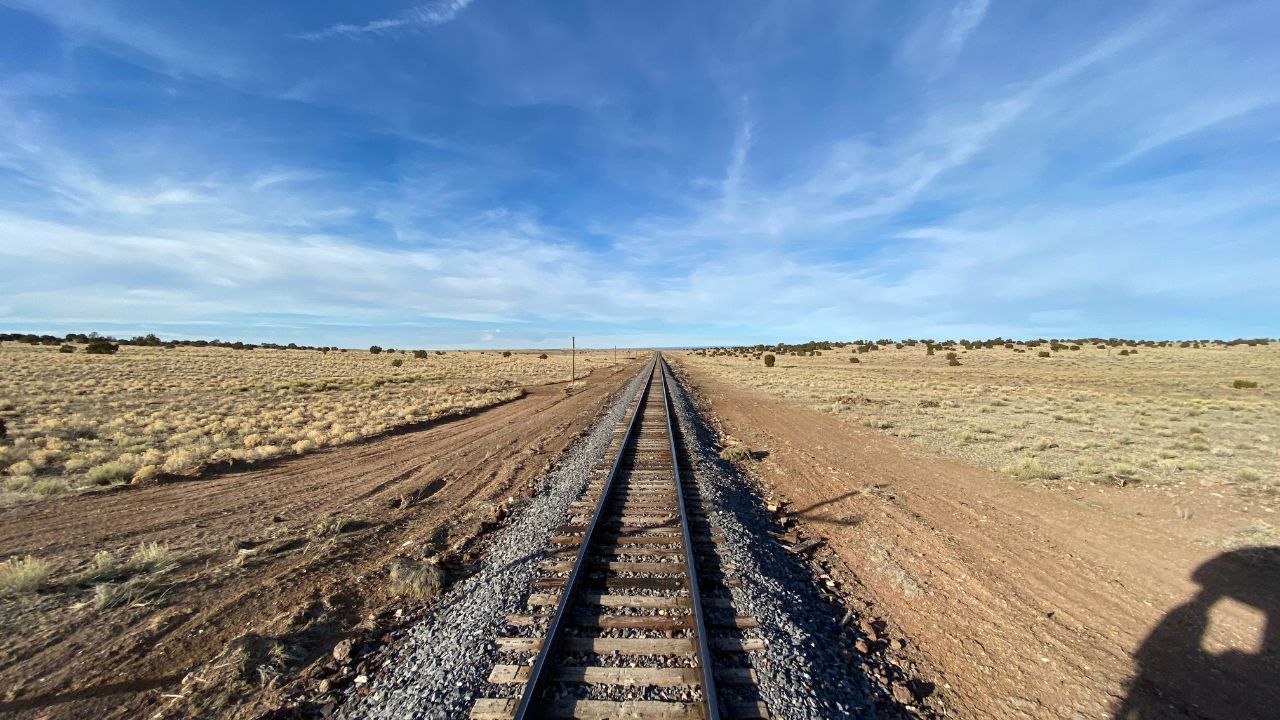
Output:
[1115,546,1280,720]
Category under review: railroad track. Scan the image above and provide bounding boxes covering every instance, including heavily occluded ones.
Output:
[471,354,767,719]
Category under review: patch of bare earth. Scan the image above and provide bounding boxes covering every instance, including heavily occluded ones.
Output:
[0,362,641,719]
[674,359,1279,720]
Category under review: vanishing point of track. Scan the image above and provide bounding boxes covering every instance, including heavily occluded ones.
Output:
[471,354,767,719]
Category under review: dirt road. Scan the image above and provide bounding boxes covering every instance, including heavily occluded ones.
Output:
[674,360,1278,720]
[0,362,641,719]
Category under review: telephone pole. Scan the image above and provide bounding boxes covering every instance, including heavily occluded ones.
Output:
[571,336,576,389]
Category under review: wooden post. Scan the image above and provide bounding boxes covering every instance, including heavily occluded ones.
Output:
[571,336,575,388]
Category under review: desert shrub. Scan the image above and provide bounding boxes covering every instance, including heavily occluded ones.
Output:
[59,345,75,353]
[390,358,403,368]
[502,351,512,358]
[1237,468,1263,482]
[0,555,50,595]
[389,558,444,600]
[84,339,119,355]
[1038,351,1051,358]
[538,353,548,360]
[1119,349,1130,356]
[369,345,383,354]
[718,442,753,464]
[763,354,775,367]
[926,344,935,356]
[86,462,134,486]
[849,357,860,364]
[948,358,961,366]
[1003,457,1061,481]
[1232,380,1258,389]
[7,459,35,476]
[945,351,957,360]
[32,478,66,496]
[413,350,428,359]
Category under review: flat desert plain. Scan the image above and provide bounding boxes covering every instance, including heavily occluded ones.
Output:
[672,342,1277,718]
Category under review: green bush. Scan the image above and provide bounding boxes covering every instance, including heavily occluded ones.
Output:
[59,345,75,353]
[390,358,403,367]
[413,350,428,359]
[84,339,118,355]
[369,345,383,354]
[86,462,134,486]
[763,354,775,367]
[1038,351,1051,358]
[926,344,935,356]
[849,357,860,363]
[502,351,512,358]
[948,358,961,366]
[538,353,548,360]
[1232,379,1258,389]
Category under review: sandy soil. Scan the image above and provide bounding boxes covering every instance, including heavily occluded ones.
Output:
[0,362,640,719]
[674,359,1278,720]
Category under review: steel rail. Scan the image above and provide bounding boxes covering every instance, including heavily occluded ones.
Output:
[511,359,657,719]
[659,355,721,720]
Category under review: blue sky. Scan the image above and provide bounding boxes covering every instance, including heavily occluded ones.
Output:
[0,0,1277,348]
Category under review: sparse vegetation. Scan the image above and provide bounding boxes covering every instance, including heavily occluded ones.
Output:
[1233,379,1258,389]
[763,354,775,367]
[1004,457,1062,481]
[718,442,754,464]
[0,341,620,504]
[0,555,50,595]
[680,340,1279,495]
[388,558,444,599]
[84,339,118,355]
[85,462,135,486]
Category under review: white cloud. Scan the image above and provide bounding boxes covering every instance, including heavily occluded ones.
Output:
[940,0,990,66]
[299,0,475,41]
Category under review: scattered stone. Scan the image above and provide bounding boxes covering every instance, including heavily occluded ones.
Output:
[891,681,915,705]
[332,639,354,663]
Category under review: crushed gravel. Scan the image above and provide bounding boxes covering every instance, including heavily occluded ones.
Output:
[339,364,651,719]
[340,358,908,719]
[663,361,890,719]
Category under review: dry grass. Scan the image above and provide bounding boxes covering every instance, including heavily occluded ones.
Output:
[388,558,444,599]
[0,343,622,505]
[0,555,51,595]
[679,343,1279,496]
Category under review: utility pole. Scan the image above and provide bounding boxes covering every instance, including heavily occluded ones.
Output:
[571,336,576,389]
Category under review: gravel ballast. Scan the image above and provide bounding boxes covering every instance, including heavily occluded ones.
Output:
[339,364,651,719]
[663,363,890,719]
[341,357,915,718]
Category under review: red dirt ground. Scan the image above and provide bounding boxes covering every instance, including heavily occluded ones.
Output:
[674,359,1278,720]
[0,362,641,719]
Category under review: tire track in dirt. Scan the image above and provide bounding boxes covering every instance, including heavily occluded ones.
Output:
[0,363,643,719]
[674,359,1279,720]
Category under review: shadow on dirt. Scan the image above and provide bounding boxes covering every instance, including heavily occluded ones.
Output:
[1116,546,1279,720]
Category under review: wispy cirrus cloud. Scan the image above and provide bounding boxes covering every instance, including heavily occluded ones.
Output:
[1,1,1277,346]
[298,0,475,41]
[940,0,991,67]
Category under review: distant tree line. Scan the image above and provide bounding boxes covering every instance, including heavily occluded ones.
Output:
[0,332,345,353]
[692,336,1274,358]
